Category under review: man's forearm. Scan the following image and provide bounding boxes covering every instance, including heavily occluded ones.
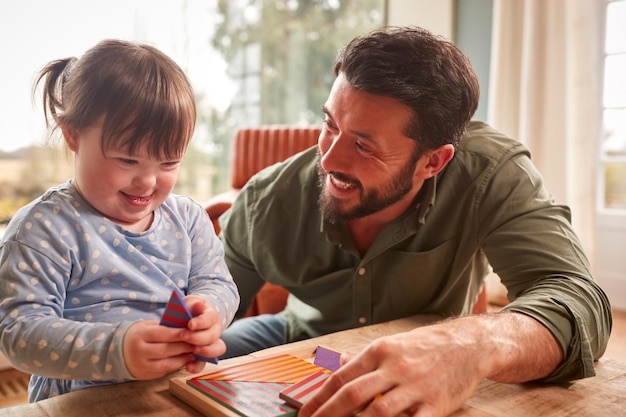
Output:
[447,311,563,383]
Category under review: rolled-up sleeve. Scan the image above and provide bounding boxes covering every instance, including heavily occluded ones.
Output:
[478,147,612,382]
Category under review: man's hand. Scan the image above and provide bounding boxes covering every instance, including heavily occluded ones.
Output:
[298,312,562,417]
[123,296,225,379]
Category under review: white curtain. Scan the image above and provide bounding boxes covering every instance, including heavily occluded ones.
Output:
[487,0,606,266]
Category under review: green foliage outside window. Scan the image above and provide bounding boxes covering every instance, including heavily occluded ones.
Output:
[204,0,385,193]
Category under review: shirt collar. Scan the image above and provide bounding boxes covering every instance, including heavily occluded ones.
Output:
[416,176,436,224]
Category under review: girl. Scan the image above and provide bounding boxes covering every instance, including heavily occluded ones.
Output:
[0,39,239,401]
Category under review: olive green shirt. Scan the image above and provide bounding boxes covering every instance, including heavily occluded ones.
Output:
[220,121,611,382]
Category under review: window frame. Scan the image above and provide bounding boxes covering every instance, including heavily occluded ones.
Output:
[598,0,626,214]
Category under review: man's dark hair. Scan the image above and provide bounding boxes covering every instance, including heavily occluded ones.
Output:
[334,26,480,150]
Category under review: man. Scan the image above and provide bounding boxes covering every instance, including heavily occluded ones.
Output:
[219,26,612,417]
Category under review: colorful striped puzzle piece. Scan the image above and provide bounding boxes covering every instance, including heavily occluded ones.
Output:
[279,370,330,408]
[188,379,298,417]
[278,347,339,409]
[194,354,330,383]
[160,286,218,364]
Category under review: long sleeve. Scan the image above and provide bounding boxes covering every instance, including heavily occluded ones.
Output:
[0,183,239,400]
[473,147,612,381]
[449,122,612,381]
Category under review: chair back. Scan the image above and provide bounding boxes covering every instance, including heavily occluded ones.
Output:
[230,126,321,189]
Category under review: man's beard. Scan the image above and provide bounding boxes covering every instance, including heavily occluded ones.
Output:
[317,156,417,223]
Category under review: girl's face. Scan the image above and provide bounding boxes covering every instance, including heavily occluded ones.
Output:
[63,122,182,232]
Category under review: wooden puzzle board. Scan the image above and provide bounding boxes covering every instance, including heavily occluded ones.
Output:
[169,347,336,417]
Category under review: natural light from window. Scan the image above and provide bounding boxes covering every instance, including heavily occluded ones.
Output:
[0,0,384,225]
[601,0,626,210]
[0,0,232,154]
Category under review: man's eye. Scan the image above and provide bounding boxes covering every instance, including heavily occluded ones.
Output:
[323,119,338,131]
[355,141,372,153]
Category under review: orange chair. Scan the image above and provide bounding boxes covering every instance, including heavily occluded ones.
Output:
[205,126,321,317]
[205,125,488,316]
[205,126,321,235]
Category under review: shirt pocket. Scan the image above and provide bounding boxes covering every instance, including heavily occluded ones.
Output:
[373,239,456,319]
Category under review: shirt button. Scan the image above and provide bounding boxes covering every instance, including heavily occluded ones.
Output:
[358,317,367,324]
[358,267,366,276]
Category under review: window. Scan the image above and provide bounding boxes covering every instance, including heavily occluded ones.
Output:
[597,0,626,310]
[601,0,626,210]
[0,0,384,225]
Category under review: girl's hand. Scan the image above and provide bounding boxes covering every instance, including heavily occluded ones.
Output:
[123,320,197,380]
[123,297,225,379]
[182,295,226,372]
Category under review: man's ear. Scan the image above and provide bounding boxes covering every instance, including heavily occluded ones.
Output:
[418,144,455,179]
[61,125,79,152]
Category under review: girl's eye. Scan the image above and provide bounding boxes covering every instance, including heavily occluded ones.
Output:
[162,161,181,169]
[119,158,136,165]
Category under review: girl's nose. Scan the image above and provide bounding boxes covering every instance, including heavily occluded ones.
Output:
[132,171,157,190]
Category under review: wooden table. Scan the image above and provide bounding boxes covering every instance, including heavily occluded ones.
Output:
[1,315,624,417]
